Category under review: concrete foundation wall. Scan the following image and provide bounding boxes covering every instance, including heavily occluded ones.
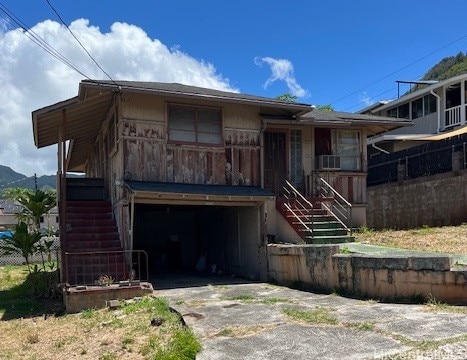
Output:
[267,244,467,305]
[63,283,154,313]
[367,169,467,229]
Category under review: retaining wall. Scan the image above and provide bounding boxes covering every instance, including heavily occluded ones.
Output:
[267,244,467,305]
[367,169,467,229]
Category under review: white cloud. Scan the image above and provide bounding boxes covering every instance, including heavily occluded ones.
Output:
[359,91,373,107]
[254,56,308,98]
[0,19,236,176]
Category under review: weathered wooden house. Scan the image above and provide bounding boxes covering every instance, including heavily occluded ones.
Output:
[32,80,409,284]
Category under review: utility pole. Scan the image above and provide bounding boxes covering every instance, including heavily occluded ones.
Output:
[34,173,38,191]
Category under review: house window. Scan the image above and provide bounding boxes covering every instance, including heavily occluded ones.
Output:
[423,94,437,115]
[397,103,409,119]
[445,83,461,108]
[412,97,424,119]
[290,130,302,188]
[332,130,361,171]
[387,107,398,118]
[168,104,222,145]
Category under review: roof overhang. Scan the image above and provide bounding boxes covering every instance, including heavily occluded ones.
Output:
[368,125,467,144]
[32,91,114,171]
[125,181,275,206]
[267,109,413,135]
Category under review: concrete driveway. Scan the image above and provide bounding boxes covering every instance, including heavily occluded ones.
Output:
[153,274,467,360]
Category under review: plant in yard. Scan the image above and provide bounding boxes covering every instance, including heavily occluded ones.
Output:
[0,222,58,297]
[2,187,56,231]
[0,222,41,273]
[98,274,114,286]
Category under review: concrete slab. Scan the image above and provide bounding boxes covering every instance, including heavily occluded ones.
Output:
[153,274,467,359]
[198,324,408,360]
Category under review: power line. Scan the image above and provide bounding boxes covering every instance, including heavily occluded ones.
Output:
[330,34,467,107]
[342,86,398,112]
[0,2,91,79]
[44,0,119,86]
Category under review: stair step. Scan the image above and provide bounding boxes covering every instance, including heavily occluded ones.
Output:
[68,226,118,234]
[305,235,355,244]
[67,232,119,242]
[66,208,112,215]
[67,213,114,221]
[68,219,116,227]
[293,221,342,229]
[300,229,349,236]
[67,200,111,206]
[66,243,122,252]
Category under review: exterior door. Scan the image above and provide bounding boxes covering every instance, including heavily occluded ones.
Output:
[264,131,287,194]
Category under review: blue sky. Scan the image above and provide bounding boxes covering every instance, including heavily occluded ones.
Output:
[0,0,466,175]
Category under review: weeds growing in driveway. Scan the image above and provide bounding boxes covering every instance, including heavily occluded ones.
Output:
[425,295,467,314]
[282,306,338,325]
[222,294,256,302]
[345,321,375,331]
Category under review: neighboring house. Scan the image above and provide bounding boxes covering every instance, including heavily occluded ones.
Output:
[360,73,467,185]
[0,200,21,229]
[32,80,408,283]
[0,199,58,231]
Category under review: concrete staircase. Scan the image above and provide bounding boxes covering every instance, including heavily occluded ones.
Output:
[64,200,129,285]
[276,197,354,244]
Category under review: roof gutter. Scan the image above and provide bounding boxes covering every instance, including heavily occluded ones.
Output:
[430,89,441,132]
[371,142,390,154]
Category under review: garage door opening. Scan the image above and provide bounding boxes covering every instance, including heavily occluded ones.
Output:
[133,204,264,280]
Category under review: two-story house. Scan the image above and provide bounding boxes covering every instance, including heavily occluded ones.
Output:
[360,73,467,185]
[32,80,409,284]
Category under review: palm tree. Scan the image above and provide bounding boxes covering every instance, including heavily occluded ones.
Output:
[3,188,56,231]
[0,222,41,273]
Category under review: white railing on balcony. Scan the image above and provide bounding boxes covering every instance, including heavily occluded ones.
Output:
[444,105,462,128]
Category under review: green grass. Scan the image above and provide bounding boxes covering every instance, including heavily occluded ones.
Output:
[259,297,292,304]
[222,294,256,302]
[425,296,467,314]
[282,306,339,325]
[0,265,61,319]
[0,265,202,359]
[346,321,375,331]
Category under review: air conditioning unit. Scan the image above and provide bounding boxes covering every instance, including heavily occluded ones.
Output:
[317,155,341,170]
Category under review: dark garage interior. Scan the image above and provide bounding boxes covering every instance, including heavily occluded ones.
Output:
[133,204,262,279]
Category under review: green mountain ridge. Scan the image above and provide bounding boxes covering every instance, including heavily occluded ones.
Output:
[421,51,467,81]
[0,165,56,191]
[408,52,467,93]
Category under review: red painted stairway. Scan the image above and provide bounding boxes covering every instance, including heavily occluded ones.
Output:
[276,180,354,244]
[63,200,129,285]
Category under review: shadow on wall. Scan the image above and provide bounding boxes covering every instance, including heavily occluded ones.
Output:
[267,243,467,305]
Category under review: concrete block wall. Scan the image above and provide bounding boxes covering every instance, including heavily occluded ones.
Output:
[267,244,467,305]
[367,169,467,229]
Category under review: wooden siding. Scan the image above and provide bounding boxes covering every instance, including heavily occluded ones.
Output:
[115,97,262,186]
[305,171,367,204]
